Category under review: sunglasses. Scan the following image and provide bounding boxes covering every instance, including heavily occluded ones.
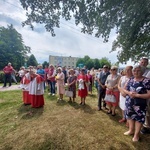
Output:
[111,69,116,71]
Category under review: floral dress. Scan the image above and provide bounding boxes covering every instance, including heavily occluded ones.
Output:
[68,75,77,98]
[125,77,150,124]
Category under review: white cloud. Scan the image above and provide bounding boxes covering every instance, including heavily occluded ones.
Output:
[0,0,125,66]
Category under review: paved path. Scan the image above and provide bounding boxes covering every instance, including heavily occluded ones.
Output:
[0,85,21,92]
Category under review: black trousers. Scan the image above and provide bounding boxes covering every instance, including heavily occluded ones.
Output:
[98,88,106,109]
[3,74,12,87]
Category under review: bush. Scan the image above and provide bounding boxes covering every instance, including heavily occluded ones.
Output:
[0,71,20,83]
[0,71,4,83]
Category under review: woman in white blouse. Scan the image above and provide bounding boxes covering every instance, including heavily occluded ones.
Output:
[105,66,121,116]
[118,66,133,123]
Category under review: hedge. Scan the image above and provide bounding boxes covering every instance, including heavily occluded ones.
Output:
[0,71,20,83]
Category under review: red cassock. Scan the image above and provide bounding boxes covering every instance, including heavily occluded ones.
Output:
[29,75,45,108]
[77,74,88,98]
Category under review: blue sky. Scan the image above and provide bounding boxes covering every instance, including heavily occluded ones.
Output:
[0,0,132,67]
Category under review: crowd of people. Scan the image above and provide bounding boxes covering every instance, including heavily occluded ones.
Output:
[2,57,150,142]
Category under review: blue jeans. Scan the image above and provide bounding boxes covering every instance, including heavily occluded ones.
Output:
[49,81,56,94]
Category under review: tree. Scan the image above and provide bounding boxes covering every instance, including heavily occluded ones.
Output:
[86,59,94,69]
[84,55,90,63]
[93,58,100,69]
[27,54,38,67]
[0,25,31,70]
[20,0,150,63]
[99,57,111,68]
[76,58,84,68]
[42,61,49,68]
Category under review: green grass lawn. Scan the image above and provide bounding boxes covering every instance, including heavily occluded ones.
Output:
[0,88,150,150]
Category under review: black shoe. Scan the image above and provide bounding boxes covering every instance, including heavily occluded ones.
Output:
[107,110,112,114]
[97,107,102,111]
[112,113,116,116]
[140,127,150,134]
[103,107,108,110]
[79,102,82,105]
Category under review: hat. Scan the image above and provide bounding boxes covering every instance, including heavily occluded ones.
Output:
[103,65,108,68]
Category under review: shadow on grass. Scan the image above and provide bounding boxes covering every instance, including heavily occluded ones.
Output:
[106,107,124,124]
[45,95,57,101]
[17,104,31,114]
[25,133,71,150]
[88,93,97,98]
[17,104,44,119]
[67,101,96,114]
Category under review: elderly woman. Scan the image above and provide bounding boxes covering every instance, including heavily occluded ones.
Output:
[47,64,56,96]
[123,65,150,142]
[56,67,65,101]
[67,69,77,102]
[77,68,89,105]
[105,66,121,116]
[87,70,93,95]
[118,66,133,123]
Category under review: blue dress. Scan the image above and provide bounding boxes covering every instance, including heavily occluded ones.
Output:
[125,77,150,124]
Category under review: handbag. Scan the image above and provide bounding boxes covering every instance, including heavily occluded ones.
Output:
[104,94,116,103]
[65,90,73,97]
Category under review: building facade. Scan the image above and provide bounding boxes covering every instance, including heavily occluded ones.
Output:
[49,55,79,68]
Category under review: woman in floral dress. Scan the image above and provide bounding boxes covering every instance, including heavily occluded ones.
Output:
[87,70,93,95]
[123,65,150,142]
[67,69,77,102]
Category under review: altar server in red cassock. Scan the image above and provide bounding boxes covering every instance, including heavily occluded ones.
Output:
[21,69,31,105]
[29,70,45,108]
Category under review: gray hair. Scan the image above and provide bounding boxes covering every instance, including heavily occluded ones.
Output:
[132,65,146,75]
[57,67,62,71]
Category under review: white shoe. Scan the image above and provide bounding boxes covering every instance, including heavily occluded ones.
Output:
[52,93,55,96]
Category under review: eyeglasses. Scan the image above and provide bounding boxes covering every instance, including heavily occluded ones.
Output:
[111,69,116,71]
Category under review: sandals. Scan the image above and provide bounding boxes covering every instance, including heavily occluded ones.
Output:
[132,137,140,142]
[124,131,134,135]
[107,110,116,116]
[111,113,116,116]
[119,118,126,123]
[107,110,112,114]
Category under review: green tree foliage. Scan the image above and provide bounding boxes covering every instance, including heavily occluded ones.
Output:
[76,58,85,68]
[20,0,150,63]
[27,54,38,67]
[0,25,31,70]
[99,57,111,68]
[93,58,100,69]
[42,61,49,68]
[76,56,111,69]
[86,59,94,70]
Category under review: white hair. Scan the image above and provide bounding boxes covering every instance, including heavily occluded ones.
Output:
[133,65,146,75]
